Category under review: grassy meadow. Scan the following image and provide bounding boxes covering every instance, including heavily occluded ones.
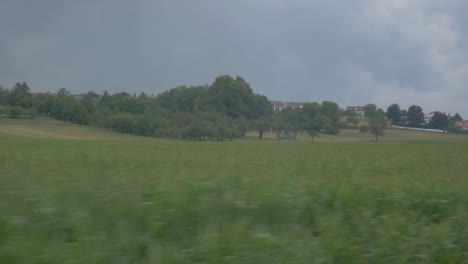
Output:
[1,118,468,263]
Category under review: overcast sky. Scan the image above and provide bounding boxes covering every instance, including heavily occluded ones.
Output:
[2,0,468,116]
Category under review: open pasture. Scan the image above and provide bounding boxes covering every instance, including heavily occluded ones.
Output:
[1,119,468,263]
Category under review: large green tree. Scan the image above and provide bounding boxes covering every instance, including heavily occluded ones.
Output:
[431,111,449,131]
[311,114,331,132]
[407,105,424,127]
[320,101,340,122]
[8,82,32,108]
[209,75,254,119]
[386,104,401,123]
[364,104,378,118]
[301,102,321,120]
[250,94,273,119]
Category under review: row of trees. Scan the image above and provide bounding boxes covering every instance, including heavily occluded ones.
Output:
[269,101,341,140]
[2,78,465,141]
[342,102,463,132]
[385,104,463,131]
[0,83,91,124]
[0,77,343,140]
[343,102,466,141]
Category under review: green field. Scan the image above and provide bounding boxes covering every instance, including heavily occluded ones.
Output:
[1,118,468,263]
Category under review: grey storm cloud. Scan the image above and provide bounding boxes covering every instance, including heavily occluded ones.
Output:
[1,0,468,116]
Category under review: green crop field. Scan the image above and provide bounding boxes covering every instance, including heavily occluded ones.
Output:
[1,118,468,263]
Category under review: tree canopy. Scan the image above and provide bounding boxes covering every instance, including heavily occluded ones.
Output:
[407,105,425,127]
[3,77,465,140]
[430,112,449,131]
[364,104,378,118]
[386,104,401,123]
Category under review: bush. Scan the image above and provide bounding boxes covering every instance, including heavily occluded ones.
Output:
[359,125,369,133]
[5,106,24,118]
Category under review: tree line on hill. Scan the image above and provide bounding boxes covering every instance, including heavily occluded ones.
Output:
[383,103,463,132]
[0,76,341,140]
[342,103,465,141]
[0,76,465,141]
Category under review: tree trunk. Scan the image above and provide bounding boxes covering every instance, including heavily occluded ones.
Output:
[259,131,263,140]
[375,134,378,142]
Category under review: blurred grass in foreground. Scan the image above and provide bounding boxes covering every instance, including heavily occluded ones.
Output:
[1,128,468,263]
